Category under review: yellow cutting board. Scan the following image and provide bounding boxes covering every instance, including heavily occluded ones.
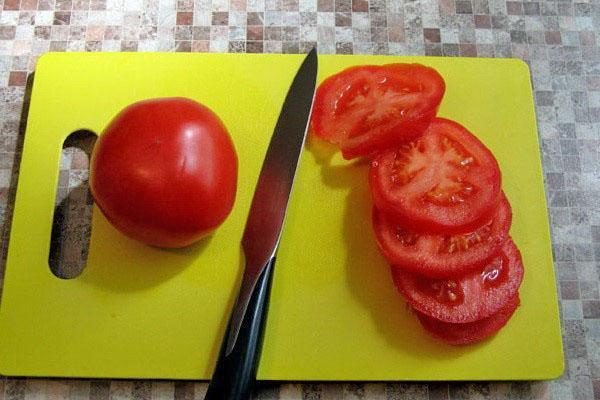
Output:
[0,53,563,381]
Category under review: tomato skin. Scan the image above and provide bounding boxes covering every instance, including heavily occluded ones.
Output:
[90,97,238,248]
[372,194,512,278]
[369,118,502,234]
[415,294,520,346]
[310,64,446,159]
[391,238,524,323]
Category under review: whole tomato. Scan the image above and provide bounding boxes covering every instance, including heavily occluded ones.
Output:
[90,97,238,248]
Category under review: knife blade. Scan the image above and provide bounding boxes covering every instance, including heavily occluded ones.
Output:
[204,48,318,400]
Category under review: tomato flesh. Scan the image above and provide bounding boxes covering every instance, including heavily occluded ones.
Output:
[311,64,445,159]
[373,194,512,278]
[391,238,524,323]
[415,294,520,345]
[369,118,501,234]
[90,97,238,248]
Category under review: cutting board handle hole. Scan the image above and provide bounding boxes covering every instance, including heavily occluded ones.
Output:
[48,129,97,280]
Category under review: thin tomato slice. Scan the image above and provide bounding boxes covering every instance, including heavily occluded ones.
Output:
[311,64,445,159]
[391,238,524,323]
[415,294,520,345]
[369,118,502,234]
[373,194,512,278]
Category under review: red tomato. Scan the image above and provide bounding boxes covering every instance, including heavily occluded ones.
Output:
[310,64,445,159]
[415,294,520,345]
[90,97,238,248]
[369,118,502,234]
[372,194,512,278]
[391,238,524,323]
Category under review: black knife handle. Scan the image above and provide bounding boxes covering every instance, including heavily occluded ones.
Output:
[204,257,276,400]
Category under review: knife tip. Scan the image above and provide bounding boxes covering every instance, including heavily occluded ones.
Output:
[307,47,318,63]
[301,47,318,79]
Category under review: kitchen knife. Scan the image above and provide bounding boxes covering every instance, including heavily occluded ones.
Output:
[204,48,318,400]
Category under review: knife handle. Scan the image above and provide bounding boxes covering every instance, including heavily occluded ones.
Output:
[204,257,276,400]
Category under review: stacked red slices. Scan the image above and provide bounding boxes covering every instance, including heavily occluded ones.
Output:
[311,63,524,345]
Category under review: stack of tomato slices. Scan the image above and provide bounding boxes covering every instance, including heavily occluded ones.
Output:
[311,63,524,345]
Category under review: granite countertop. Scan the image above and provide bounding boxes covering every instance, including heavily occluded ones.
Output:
[0,0,599,398]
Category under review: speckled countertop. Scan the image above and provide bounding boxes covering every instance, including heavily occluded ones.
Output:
[0,0,599,398]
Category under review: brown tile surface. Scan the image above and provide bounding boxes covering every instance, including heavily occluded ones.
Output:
[7,71,27,86]
[3,0,20,10]
[247,12,263,26]
[459,43,476,57]
[455,0,472,15]
[423,28,440,43]
[246,25,263,40]
[334,11,350,26]
[561,280,581,300]
[176,11,192,25]
[0,27,17,40]
[546,31,562,45]
[1,0,599,396]
[506,1,523,16]
[351,0,366,13]
[473,14,490,29]
[246,40,263,52]
[317,0,332,12]
[53,11,70,25]
[211,11,228,25]
[192,40,209,52]
[20,0,36,10]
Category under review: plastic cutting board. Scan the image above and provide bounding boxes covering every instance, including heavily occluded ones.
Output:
[0,53,563,380]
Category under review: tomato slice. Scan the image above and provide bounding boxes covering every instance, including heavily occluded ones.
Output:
[391,238,524,323]
[373,194,512,278]
[369,118,502,234]
[311,64,445,159]
[415,294,520,345]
